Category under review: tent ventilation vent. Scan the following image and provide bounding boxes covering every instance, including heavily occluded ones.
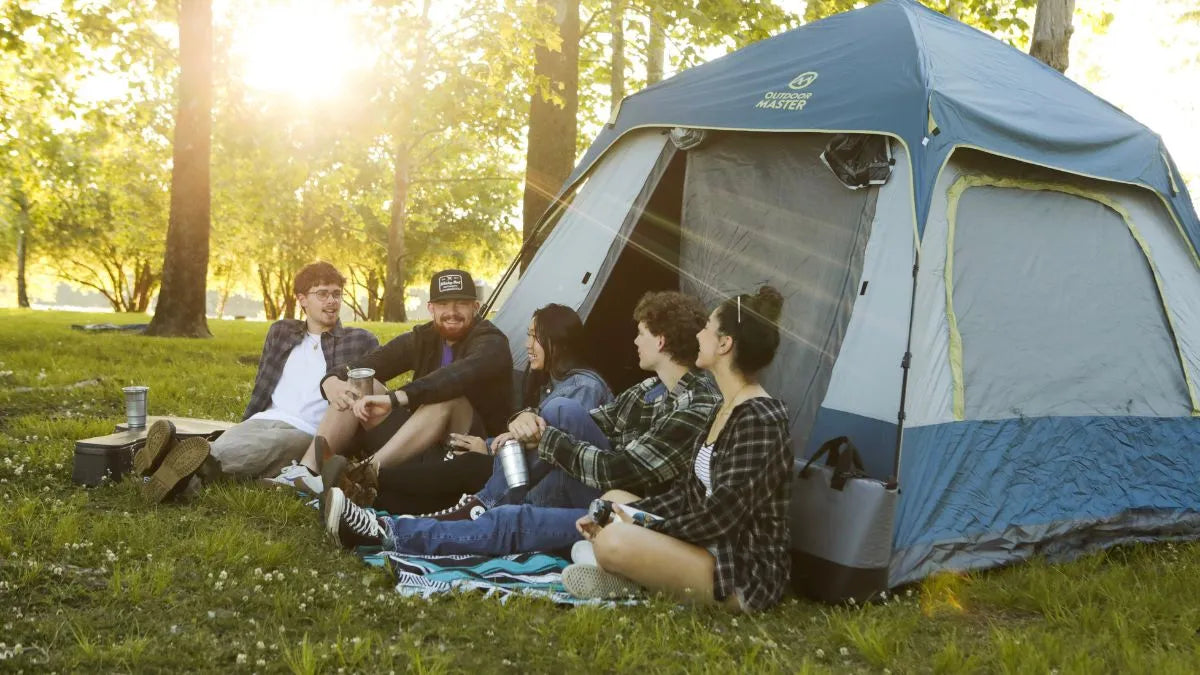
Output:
[669,127,708,150]
[820,134,894,190]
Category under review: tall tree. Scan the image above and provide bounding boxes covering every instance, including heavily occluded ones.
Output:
[646,6,665,85]
[1029,0,1076,72]
[147,0,213,337]
[610,0,625,110]
[520,0,580,268]
[380,0,433,322]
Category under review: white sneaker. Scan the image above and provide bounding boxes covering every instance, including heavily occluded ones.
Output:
[561,563,641,599]
[571,540,597,566]
[266,462,323,494]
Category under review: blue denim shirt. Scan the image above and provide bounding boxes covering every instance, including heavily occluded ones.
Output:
[540,369,613,411]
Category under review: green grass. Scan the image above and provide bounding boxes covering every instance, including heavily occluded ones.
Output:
[2,307,1199,672]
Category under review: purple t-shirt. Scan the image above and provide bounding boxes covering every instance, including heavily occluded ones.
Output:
[440,342,454,368]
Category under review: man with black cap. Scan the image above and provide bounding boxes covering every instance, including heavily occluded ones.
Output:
[267,269,513,497]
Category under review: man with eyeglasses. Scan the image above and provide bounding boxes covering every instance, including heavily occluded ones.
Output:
[134,261,381,501]
[267,268,513,501]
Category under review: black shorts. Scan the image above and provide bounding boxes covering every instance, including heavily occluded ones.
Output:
[357,403,487,464]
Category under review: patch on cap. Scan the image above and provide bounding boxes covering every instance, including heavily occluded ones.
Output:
[438,274,464,293]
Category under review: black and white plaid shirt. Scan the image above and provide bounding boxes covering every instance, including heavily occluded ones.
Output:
[537,369,720,496]
[243,320,379,421]
[636,397,792,613]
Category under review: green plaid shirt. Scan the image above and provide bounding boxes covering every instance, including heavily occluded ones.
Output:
[537,369,720,496]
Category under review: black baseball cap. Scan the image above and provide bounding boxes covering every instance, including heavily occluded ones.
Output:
[429,269,478,302]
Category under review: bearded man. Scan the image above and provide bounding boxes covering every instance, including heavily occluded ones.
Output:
[268,269,513,497]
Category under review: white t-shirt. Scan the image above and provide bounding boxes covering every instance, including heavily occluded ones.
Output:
[249,332,329,435]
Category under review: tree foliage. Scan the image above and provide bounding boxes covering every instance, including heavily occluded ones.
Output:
[2,0,1068,321]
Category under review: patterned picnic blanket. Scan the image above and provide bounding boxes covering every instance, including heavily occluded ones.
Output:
[306,496,632,605]
[371,550,590,604]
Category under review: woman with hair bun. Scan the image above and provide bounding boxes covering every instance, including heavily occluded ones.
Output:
[563,286,792,613]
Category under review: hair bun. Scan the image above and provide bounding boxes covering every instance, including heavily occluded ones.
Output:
[751,285,783,323]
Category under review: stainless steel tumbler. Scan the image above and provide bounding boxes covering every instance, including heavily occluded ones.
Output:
[347,367,376,399]
[497,439,529,489]
[122,386,149,429]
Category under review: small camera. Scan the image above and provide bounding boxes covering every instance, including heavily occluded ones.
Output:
[588,498,614,526]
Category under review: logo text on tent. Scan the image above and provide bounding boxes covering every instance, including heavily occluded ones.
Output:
[754,71,817,111]
[788,71,819,90]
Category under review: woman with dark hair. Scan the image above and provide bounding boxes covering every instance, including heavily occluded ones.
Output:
[563,286,792,613]
[339,304,613,516]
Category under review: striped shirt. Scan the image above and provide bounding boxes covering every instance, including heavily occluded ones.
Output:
[694,443,715,497]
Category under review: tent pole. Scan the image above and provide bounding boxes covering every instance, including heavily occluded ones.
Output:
[888,249,920,489]
[480,201,567,316]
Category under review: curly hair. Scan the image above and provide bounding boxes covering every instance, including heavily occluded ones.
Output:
[633,291,707,366]
[293,261,346,296]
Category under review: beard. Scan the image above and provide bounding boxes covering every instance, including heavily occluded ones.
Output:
[433,312,471,341]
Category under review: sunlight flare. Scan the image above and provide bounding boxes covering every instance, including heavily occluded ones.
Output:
[230,1,371,102]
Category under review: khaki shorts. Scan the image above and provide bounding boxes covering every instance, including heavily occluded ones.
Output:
[209,418,313,479]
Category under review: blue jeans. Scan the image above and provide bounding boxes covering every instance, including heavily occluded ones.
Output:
[383,505,586,556]
[476,397,610,509]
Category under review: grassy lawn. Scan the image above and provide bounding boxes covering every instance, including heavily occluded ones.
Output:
[1,308,1199,673]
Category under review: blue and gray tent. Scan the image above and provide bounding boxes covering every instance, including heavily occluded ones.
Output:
[490,0,1200,587]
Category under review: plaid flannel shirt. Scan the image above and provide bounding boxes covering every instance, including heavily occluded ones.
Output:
[243,320,379,421]
[635,397,792,613]
[537,369,719,495]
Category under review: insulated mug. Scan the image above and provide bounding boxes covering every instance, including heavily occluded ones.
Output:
[498,439,529,489]
[122,385,149,429]
[347,367,376,399]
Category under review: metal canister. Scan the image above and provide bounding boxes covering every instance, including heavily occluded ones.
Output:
[122,385,149,429]
[347,367,376,399]
[497,439,529,489]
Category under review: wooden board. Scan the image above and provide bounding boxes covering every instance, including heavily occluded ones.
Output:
[112,415,235,437]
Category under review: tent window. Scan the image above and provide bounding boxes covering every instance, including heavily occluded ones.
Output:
[948,184,1191,419]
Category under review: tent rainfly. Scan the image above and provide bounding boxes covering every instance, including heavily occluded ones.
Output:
[491,0,1200,589]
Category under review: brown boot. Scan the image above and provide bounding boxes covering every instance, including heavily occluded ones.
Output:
[321,455,378,508]
[133,419,177,476]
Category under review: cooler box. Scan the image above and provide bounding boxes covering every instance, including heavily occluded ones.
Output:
[72,416,234,486]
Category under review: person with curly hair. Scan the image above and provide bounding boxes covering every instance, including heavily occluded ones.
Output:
[563,285,792,613]
[322,291,722,559]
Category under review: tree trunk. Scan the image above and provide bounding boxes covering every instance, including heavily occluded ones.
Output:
[146,0,213,337]
[384,142,411,322]
[946,0,962,20]
[258,267,279,320]
[133,259,158,313]
[368,267,382,321]
[610,0,625,111]
[383,0,433,322]
[520,0,580,269]
[1029,0,1075,73]
[15,193,30,308]
[646,8,665,85]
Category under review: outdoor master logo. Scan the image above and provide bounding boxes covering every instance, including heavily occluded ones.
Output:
[755,71,818,111]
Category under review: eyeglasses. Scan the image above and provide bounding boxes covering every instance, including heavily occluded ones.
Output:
[307,289,343,301]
